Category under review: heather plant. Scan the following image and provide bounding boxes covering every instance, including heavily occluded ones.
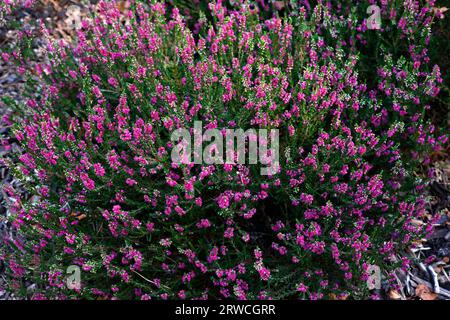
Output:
[0,0,447,300]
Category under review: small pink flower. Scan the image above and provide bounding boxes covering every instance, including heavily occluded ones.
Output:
[126,178,137,186]
[217,195,230,209]
[258,267,271,281]
[297,283,308,293]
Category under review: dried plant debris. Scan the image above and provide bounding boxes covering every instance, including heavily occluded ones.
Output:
[387,164,450,300]
[415,284,439,300]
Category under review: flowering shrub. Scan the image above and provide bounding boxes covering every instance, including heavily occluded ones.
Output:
[0,0,35,13]
[1,0,447,300]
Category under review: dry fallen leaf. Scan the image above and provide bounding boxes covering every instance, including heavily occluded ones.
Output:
[410,239,427,248]
[329,293,348,300]
[329,293,338,300]
[70,212,87,221]
[432,7,449,18]
[388,289,402,300]
[415,284,438,300]
[76,214,87,221]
